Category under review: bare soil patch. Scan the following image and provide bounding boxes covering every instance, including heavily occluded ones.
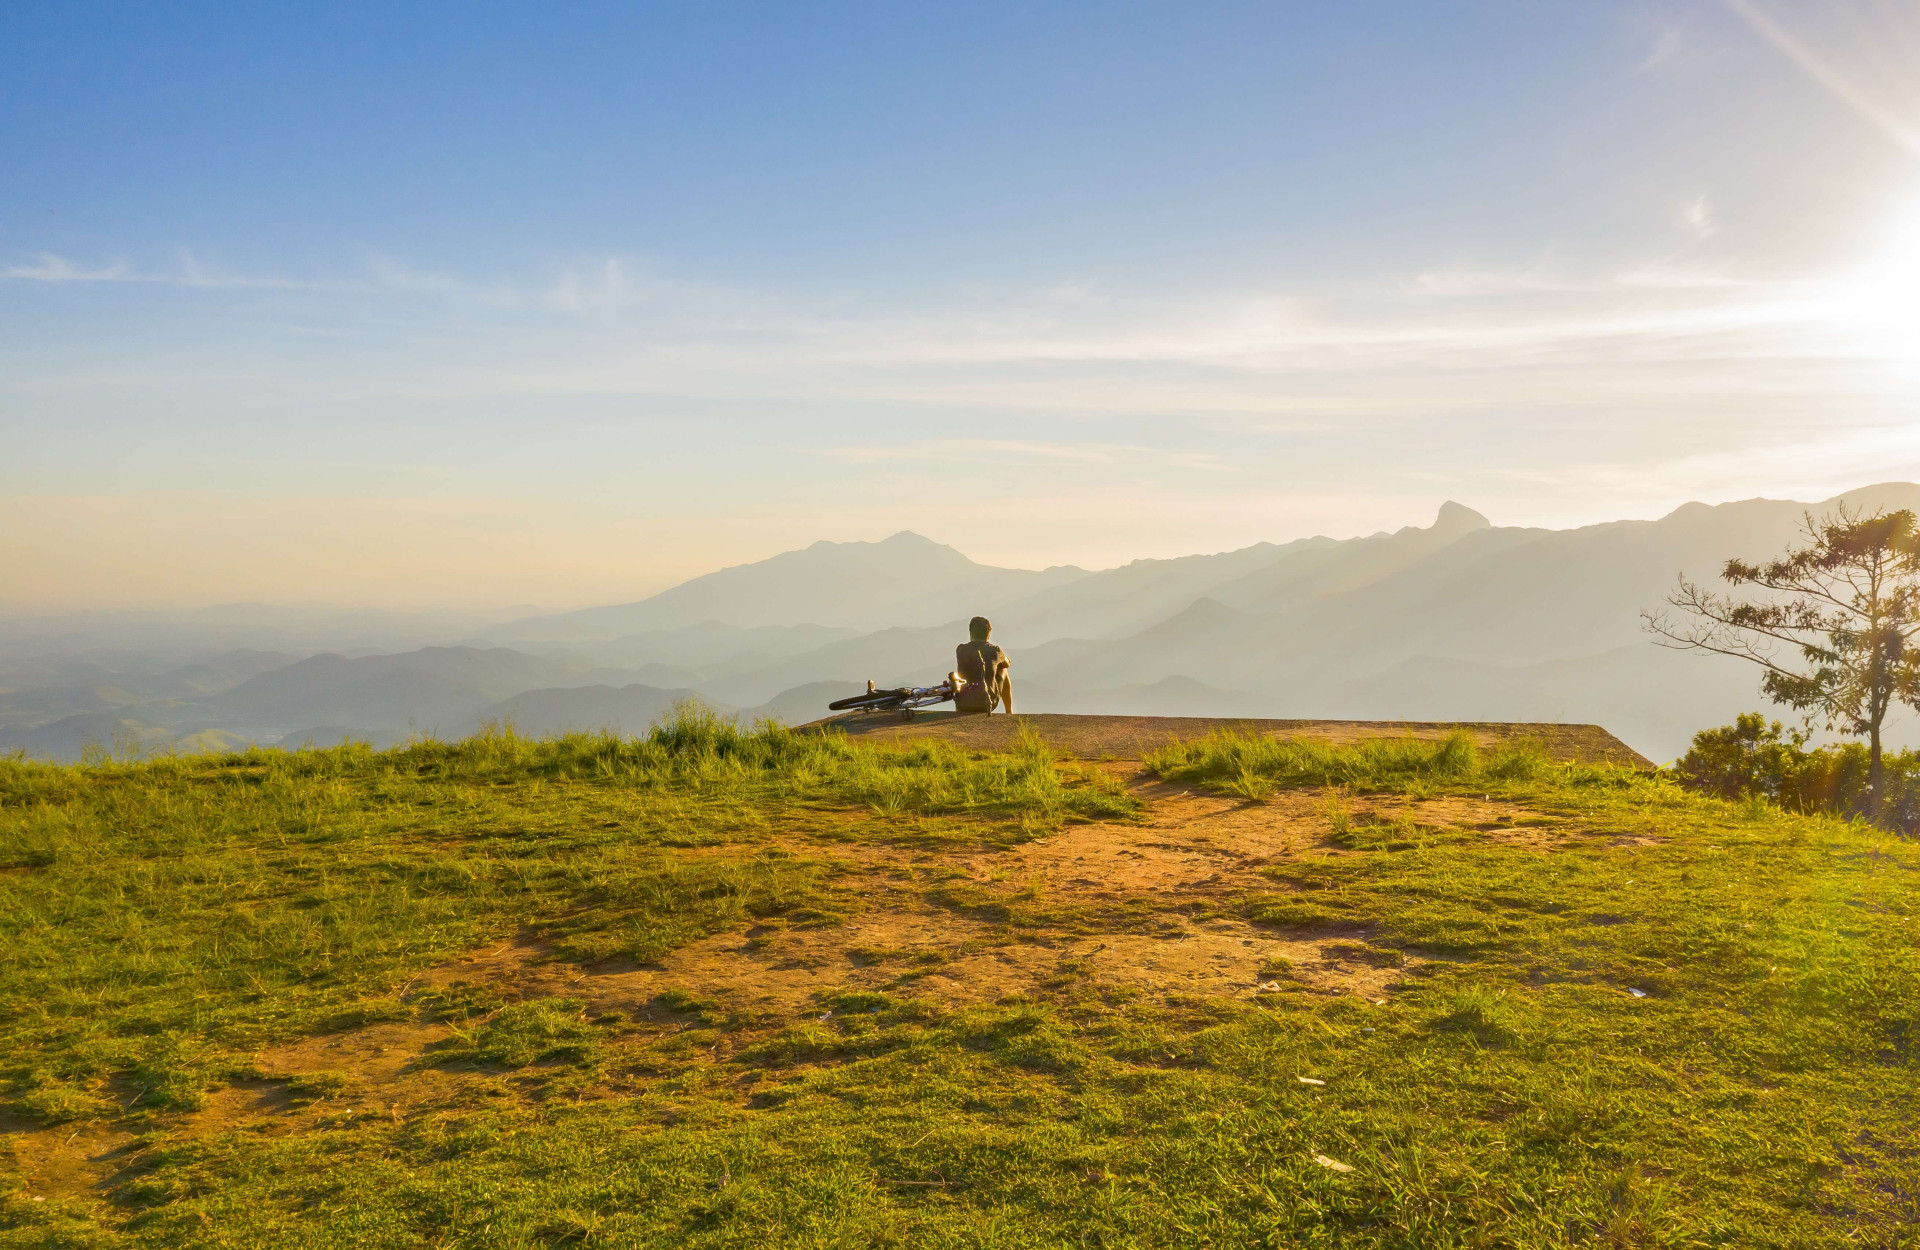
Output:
[1,1112,136,1204]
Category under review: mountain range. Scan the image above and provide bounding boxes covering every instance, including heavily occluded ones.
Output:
[500,533,1088,637]
[9,484,1920,763]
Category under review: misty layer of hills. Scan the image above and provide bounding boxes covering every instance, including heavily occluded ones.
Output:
[9,484,1920,764]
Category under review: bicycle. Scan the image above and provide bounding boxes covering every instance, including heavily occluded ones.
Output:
[827,678,956,715]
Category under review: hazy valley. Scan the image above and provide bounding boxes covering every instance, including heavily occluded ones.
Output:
[10,483,1920,765]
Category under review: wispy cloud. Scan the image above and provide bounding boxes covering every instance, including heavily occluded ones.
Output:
[362,254,515,303]
[1407,266,1586,297]
[1612,261,1753,290]
[1632,15,1689,74]
[7,244,1842,382]
[1,249,515,297]
[1,250,332,291]
[1,236,1906,434]
[821,439,1230,471]
[1496,420,1920,511]
[3,254,135,282]
[1637,27,1685,72]
[1683,194,1717,239]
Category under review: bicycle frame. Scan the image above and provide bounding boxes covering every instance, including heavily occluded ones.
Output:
[827,680,956,714]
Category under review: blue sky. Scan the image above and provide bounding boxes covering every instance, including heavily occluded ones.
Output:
[6,1,1920,608]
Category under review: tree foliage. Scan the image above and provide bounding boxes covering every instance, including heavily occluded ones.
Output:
[1644,505,1920,814]
[1672,712,1920,834]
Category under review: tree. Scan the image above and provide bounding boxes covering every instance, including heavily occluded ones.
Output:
[1642,504,1920,818]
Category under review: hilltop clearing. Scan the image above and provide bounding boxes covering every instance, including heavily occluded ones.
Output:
[2,714,1915,1246]
[810,711,1653,768]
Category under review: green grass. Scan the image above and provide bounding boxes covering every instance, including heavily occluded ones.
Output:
[0,713,1132,1117]
[3,718,1918,1247]
[1145,726,1542,793]
[428,997,607,1069]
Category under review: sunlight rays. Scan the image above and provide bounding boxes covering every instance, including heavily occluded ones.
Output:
[1724,0,1920,160]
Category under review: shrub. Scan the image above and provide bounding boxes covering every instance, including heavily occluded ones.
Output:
[1673,713,1920,835]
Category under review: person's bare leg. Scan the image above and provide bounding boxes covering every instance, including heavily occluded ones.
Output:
[996,673,1014,715]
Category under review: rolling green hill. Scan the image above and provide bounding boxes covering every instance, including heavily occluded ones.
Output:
[2,715,1915,1246]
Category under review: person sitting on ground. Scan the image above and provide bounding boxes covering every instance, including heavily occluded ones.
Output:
[950,616,1013,715]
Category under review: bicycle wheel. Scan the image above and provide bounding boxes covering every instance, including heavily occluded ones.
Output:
[828,690,907,712]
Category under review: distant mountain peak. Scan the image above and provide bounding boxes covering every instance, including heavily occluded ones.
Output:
[503,527,1088,635]
[805,531,951,553]
[1433,501,1491,533]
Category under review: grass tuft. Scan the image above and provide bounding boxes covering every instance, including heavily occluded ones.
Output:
[430,996,602,1069]
[1428,984,1522,1047]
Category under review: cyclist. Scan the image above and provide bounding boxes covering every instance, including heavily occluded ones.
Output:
[949,616,1013,715]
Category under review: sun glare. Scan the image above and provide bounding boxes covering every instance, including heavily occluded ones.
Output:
[1844,203,1920,363]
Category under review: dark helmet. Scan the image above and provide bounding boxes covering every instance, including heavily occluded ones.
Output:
[968,616,992,641]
